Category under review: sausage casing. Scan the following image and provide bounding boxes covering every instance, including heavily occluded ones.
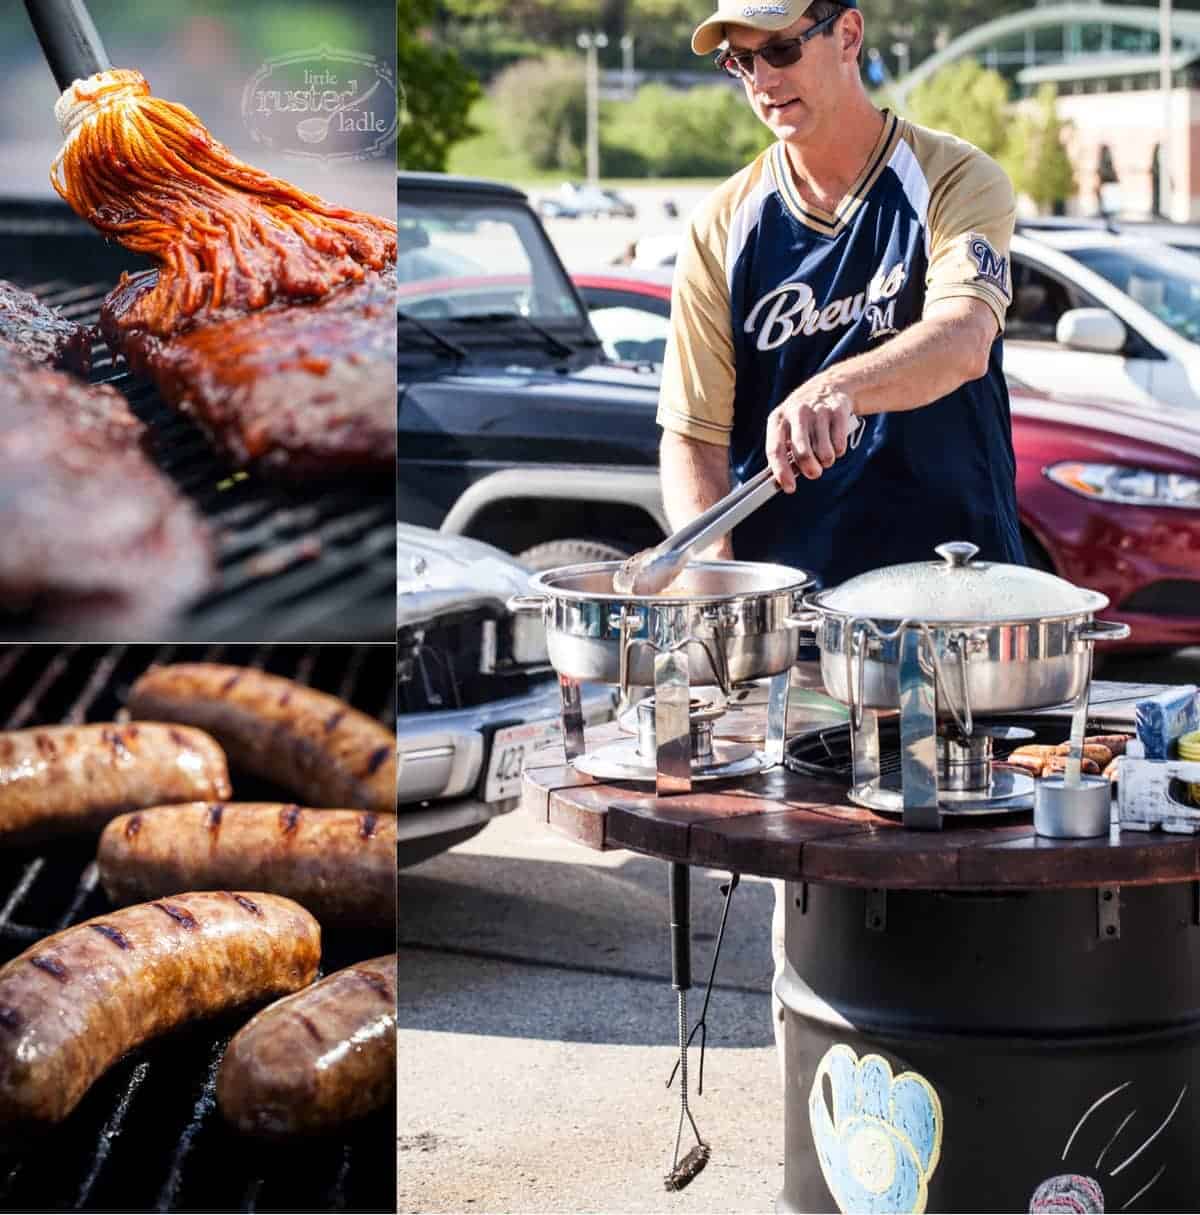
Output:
[0,723,230,845]
[127,664,395,813]
[217,954,396,1137]
[98,803,396,926]
[0,891,319,1127]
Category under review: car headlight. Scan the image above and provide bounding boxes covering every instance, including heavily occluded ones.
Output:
[1045,462,1200,509]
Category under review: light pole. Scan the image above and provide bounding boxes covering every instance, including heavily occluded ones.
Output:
[621,34,635,99]
[1161,0,1174,218]
[577,31,609,187]
[891,40,910,79]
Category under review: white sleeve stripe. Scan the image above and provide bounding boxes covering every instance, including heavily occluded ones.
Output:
[888,138,932,260]
[725,167,775,296]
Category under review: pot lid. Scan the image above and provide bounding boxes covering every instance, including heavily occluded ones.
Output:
[813,542,1108,622]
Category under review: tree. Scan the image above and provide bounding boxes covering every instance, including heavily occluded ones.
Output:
[1001,84,1077,215]
[904,59,1010,159]
[492,54,587,172]
[397,0,482,171]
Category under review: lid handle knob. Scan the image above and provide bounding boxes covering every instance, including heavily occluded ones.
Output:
[935,542,980,568]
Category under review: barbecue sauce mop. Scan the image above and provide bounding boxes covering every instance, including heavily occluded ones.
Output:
[24,0,393,339]
[50,68,396,339]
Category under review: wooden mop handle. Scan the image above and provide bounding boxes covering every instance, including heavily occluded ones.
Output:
[24,0,111,93]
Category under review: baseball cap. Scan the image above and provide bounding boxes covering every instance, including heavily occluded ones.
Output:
[691,0,857,56]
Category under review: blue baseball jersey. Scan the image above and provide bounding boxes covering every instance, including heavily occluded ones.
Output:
[657,111,1024,586]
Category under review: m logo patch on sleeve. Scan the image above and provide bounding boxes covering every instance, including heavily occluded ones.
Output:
[967,235,1010,298]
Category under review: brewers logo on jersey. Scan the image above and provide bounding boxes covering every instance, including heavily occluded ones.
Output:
[657,111,1023,585]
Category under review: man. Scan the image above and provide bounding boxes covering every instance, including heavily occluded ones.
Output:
[659,0,1023,581]
[659,0,1023,1076]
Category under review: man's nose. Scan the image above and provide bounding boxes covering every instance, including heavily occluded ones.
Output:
[750,53,783,92]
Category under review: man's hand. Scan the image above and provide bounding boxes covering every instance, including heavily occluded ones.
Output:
[766,380,858,492]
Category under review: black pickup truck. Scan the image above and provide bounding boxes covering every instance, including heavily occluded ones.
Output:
[397,171,667,570]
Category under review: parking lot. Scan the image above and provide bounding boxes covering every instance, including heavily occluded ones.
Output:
[396,807,784,1215]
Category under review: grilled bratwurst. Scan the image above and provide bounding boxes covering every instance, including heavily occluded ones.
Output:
[0,891,320,1128]
[98,803,396,926]
[0,723,230,845]
[217,954,396,1137]
[127,664,395,814]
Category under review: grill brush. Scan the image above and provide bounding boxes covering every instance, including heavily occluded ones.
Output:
[663,862,710,1192]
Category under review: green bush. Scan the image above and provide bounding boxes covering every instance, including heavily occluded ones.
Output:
[603,83,772,178]
[904,59,1010,160]
[492,54,587,172]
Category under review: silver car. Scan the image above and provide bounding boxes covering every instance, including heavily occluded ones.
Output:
[398,524,614,866]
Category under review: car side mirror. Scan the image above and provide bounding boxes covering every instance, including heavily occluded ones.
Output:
[1056,308,1127,354]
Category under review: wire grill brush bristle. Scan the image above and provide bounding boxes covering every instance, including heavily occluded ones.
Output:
[663,1142,710,1192]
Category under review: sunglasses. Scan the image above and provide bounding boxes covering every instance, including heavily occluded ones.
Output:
[714,10,840,78]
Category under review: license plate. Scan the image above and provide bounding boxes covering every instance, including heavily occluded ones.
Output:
[483,719,561,803]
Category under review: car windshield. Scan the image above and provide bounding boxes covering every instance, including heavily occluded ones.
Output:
[397,193,587,326]
[1070,243,1200,344]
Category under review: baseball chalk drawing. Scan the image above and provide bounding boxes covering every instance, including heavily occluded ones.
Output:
[1027,1081,1186,1213]
[809,1044,943,1215]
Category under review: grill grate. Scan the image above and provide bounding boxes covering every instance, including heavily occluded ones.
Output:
[0,644,396,1213]
[0,201,395,643]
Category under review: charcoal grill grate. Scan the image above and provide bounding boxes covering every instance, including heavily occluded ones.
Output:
[0,644,396,1213]
[0,200,395,643]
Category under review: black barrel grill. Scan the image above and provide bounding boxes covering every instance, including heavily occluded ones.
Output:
[0,200,395,643]
[0,644,396,1213]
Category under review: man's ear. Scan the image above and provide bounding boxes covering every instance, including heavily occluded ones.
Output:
[842,11,864,61]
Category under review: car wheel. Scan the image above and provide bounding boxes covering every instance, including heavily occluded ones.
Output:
[517,538,632,571]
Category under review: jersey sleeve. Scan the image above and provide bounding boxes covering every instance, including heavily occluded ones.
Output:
[924,148,1016,332]
[656,211,736,448]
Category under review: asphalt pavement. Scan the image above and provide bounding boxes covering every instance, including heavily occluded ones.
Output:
[396,808,786,1215]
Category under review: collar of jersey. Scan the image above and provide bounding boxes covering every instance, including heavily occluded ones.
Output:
[770,110,901,236]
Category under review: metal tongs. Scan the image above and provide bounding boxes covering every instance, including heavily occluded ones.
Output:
[613,467,779,596]
[615,419,866,596]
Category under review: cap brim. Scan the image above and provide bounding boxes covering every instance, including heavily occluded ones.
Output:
[691,0,857,56]
[691,5,800,55]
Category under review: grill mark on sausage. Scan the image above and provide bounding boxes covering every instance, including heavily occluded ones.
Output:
[29,955,69,983]
[0,1005,22,1032]
[102,728,131,760]
[124,813,142,840]
[296,1013,324,1044]
[153,901,199,930]
[350,968,393,1002]
[324,709,346,733]
[365,745,391,776]
[34,732,57,760]
[230,894,263,918]
[279,805,301,836]
[167,728,189,748]
[278,690,292,708]
[359,812,378,840]
[90,923,132,950]
[206,803,224,836]
[220,671,243,695]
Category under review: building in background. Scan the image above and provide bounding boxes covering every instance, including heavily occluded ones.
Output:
[895,3,1200,222]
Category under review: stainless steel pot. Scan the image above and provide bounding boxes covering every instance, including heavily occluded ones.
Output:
[790,542,1130,724]
[508,560,814,691]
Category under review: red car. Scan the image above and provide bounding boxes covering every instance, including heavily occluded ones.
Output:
[572,269,1200,650]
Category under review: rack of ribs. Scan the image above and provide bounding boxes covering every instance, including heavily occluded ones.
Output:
[0,342,212,636]
[100,268,396,480]
[0,279,93,373]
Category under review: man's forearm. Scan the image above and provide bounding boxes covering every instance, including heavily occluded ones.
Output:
[821,300,996,417]
[659,430,734,558]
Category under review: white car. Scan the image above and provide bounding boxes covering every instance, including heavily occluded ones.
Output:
[1006,229,1200,412]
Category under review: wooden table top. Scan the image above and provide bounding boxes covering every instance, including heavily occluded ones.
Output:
[522,721,1200,892]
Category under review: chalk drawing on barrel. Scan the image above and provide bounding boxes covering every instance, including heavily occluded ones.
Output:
[1028,1082,1186,1213]
[808,1043,942,1215]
